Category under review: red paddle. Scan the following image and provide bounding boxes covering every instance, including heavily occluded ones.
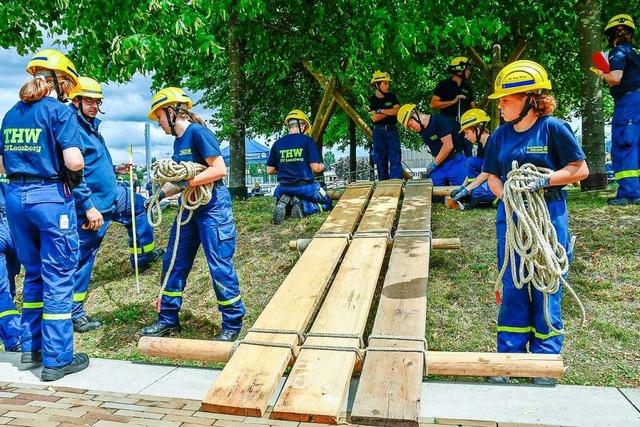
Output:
[591,51,610,73]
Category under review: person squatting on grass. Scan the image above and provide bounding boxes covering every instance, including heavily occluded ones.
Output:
[0,49,90,381]
[450,108,498,209]
[140,87,245,342]
[69,77,163,334]
[598,14,640,206]
[267,109,332,225]
[397,104,467,189]
[482,60,589,385]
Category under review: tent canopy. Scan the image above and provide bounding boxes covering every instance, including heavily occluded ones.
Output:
[221,138,270,165]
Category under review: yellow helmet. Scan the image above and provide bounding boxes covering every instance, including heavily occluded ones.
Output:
[448,56,470,72]
[459,109,490,132]
[26,49,80,87]
[285,109,312,134]
[69,76,103,100]
[147,87,193,120]
[488,60,552,99]
[397,104,417,128]
[371,71,391,84]
[605,14,635,33]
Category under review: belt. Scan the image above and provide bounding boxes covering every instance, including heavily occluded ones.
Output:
[279,180,314,187]
[544,188,566,202]
[8,174,59,184]
[374,125,397,131]
[616,87,640,99]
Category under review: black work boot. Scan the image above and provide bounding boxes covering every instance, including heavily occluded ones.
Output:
[290,197,304,219]
[73,315,103,333]
[40,353,90,382]
[139,322,182,337]
[7,342,21,352]
[21,351,42,364]
[273,195,291,225]
[215,330,240,342]
[137,248,166,273]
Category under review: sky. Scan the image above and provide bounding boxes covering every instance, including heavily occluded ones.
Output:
[0,47,216,168]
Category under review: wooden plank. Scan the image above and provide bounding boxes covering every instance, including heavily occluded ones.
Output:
[201,237,349,416]
[318,183,373,236]
[272,182,402,424]
[351,182,432,426]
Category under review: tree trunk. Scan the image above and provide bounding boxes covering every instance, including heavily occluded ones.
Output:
[349,118,357,182]
[227,12,247,200]
[576,0,607,190]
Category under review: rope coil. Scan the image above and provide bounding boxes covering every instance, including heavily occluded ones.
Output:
[498,161,586,334]
[146,158,215,313]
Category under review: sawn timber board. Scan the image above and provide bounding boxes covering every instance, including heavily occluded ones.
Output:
[271,181,403,424]
[201,182,372,417]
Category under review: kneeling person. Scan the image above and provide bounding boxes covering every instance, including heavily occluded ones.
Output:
[267,110,332,224]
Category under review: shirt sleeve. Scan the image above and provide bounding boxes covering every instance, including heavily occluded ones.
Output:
[482,134,501,176]
[266,145,278,167]
[548,120,587,169]
[72,178,96,212]
[193,126,222,160]
[54,106,81,150]
[608,46,626,72]
[433,80,446,99]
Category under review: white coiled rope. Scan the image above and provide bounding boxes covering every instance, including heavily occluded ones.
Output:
[146,158,214,313]
[497,161,586,334]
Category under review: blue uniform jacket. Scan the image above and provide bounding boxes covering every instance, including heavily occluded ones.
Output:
[70,107,117,214]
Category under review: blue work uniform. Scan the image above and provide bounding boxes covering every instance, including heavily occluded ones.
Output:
[608,43,640,200]
[369,92,402,180]
[158,123,245,332]
[0,179,21,351]
[419,115,467,186]
[70,109,117,320]
[0,97,81,368]
[483,115,586,355]
[433,77,475,156]
[111,185,159,270]
[267,133,333,215]
[466,144,495,205]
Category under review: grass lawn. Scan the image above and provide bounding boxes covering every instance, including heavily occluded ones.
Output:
[8,185,639,388]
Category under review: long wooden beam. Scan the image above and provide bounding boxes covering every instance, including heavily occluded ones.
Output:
[137,337,562,380]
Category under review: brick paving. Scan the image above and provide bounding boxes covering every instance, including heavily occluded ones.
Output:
[0,381,504,426]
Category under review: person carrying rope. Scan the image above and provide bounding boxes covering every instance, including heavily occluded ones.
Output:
[141,87,245,342]
[267,109,332,225]
[450,108,497,209]
[0,49,89,380]
[483,60,589,386]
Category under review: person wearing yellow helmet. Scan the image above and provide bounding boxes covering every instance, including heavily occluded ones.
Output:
[368,71,402,180]
[482,60,589,385]
[449,109,496,208]
[266,110,332,224]
[431,57,476,126]
[68,77,163,333]
[141,87,245,342]
[0,49,89,381]
[396,104,467,188]
[598,14,640,205]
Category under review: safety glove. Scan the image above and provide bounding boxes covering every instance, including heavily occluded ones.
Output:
[451,186,469,202]
[61,166,84,191]
[425,161,438,177]
[526,177,550,192]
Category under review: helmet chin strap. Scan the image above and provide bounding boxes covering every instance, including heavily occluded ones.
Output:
[474,123,486,143]
[412,112,426,132]
[164,106,179,136]
[509,95,533,125]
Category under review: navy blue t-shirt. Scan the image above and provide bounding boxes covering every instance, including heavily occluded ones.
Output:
[433,78,475,120]
[369,92,400,127]
[267,133,320,183]
[0,97,81,179]
[419,114,466,158]
[608,44,640,99]
[172,123,222,166]
[483,116,586,185]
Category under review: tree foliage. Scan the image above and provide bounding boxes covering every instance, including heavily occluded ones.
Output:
[0,0,632,147]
